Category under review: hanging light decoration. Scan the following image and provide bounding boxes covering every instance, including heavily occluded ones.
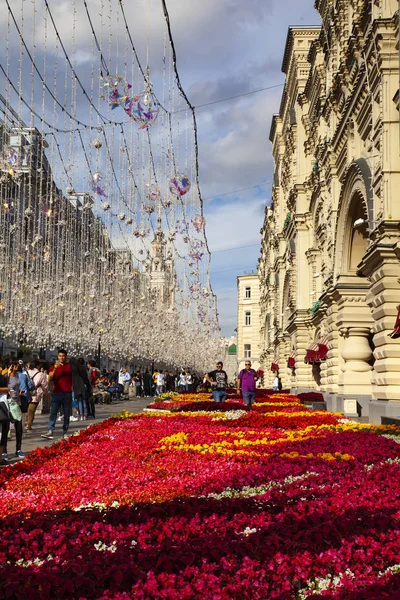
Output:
[192,215,206,233]
[169,173,191,197]
[90,172,107,197]
[125,81,160,129]
[100,75,132,110]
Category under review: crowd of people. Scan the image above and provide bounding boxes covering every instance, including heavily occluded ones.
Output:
[0,351,205,464]
[0,351,260,465]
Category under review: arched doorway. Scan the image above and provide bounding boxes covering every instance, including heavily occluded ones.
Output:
[332,163,375,415]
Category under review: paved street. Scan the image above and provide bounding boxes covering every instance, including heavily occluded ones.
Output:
[2,395,153,466]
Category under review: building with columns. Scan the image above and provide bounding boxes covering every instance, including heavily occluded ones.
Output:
[258,0,400,422]
[237,274,261,374]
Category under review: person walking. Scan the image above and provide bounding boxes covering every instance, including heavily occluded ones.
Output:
[237,361,259,408]
[143,370,152,397]
[26,361,49,431]
[156,370,165,396]
[272,374,279,392]
[41,349,73,440]
[204,361,228,403]
[118,368,131,396]
[1,362,26,460]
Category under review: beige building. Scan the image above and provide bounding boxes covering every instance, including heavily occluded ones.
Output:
[237,274,261,374]
[258,0,400,423]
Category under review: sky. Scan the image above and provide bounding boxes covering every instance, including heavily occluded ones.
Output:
[164,0,321,336]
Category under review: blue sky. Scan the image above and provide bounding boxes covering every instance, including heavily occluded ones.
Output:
[166,0,321,335]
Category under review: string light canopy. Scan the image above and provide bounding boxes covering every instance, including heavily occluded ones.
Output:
[0,0,220,371]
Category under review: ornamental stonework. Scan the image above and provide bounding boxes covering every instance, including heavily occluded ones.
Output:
[258,2,400,423]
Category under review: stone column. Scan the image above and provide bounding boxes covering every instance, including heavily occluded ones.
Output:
[333,278,374,415]
[338,326,373,395]
[358,224,400,422]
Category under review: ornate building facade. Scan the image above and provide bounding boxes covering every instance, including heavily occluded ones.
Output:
[258,0,400,422]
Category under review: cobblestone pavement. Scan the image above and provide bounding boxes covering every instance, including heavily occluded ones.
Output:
[1,394,153,466]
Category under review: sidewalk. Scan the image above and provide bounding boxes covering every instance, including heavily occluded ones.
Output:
[1,395,153,466]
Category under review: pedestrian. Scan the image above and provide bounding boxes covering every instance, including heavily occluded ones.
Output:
[185,372,193,393]
[1,362,26,460]
[204,361,228,403]
[178,371,186,393]
[73,357,91,420]
[143,370,152,397]
[26,361,49,431]
[237,360,258,408]
[156,370,165,396]
[273,373,279,392]
[41,349,73,440]
[118,368,131,395]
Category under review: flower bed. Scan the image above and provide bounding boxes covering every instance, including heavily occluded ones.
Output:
[1,394,400,599]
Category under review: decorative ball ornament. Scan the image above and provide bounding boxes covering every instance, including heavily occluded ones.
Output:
[101,202,111,211]
[2,146,20,175]
[66,185,75,195]
[126,218,133,225]
[125,87,160,128]
[145,183,160,202]
[192,215,206,233]
[175,219,188,234]
[143,204,155,214]
[169,173,191,197]
[100,75,132,110]
[117,213,126,221]
[93,139,103,149]
[90,172,107,197]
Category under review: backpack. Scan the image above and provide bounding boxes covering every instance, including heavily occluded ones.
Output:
[25,370,39,396]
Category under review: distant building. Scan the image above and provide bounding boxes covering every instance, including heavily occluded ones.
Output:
[237,274,261,373]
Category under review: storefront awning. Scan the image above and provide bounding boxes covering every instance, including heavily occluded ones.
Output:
[305,338,328,364]
[287,352,296,369]
[389,306,400,339]
[304,343,319,364]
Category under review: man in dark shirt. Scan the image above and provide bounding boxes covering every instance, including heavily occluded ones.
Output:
[205,361,228,403]
[41,349,72,440]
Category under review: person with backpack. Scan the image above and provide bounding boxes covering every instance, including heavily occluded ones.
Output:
[26,361,49,432]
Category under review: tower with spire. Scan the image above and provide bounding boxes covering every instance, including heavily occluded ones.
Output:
[144,217,174,308]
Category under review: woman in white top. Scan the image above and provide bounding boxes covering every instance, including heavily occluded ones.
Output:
[178,372,186,392]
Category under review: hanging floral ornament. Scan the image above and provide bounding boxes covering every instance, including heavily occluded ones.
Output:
[90,172,107,197]
[101,202,111,211]
[143,204,155,214]
[66,185,75,195]
[139,227,150,238]
[100,75,132,110]
[2,146,21,176]
[175,219,188,234]
[126,218,133,225]
[145,183,161,202]
[169,173,191,197]
[125,79,159,128]
[192,215,206,233]
[93,138,103,150]
[117,213,126,221]
[188,239,205,261]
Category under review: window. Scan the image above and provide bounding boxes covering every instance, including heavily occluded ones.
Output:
[244,344,251,358]
[245,286,251,299]
[245,311,251,326]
